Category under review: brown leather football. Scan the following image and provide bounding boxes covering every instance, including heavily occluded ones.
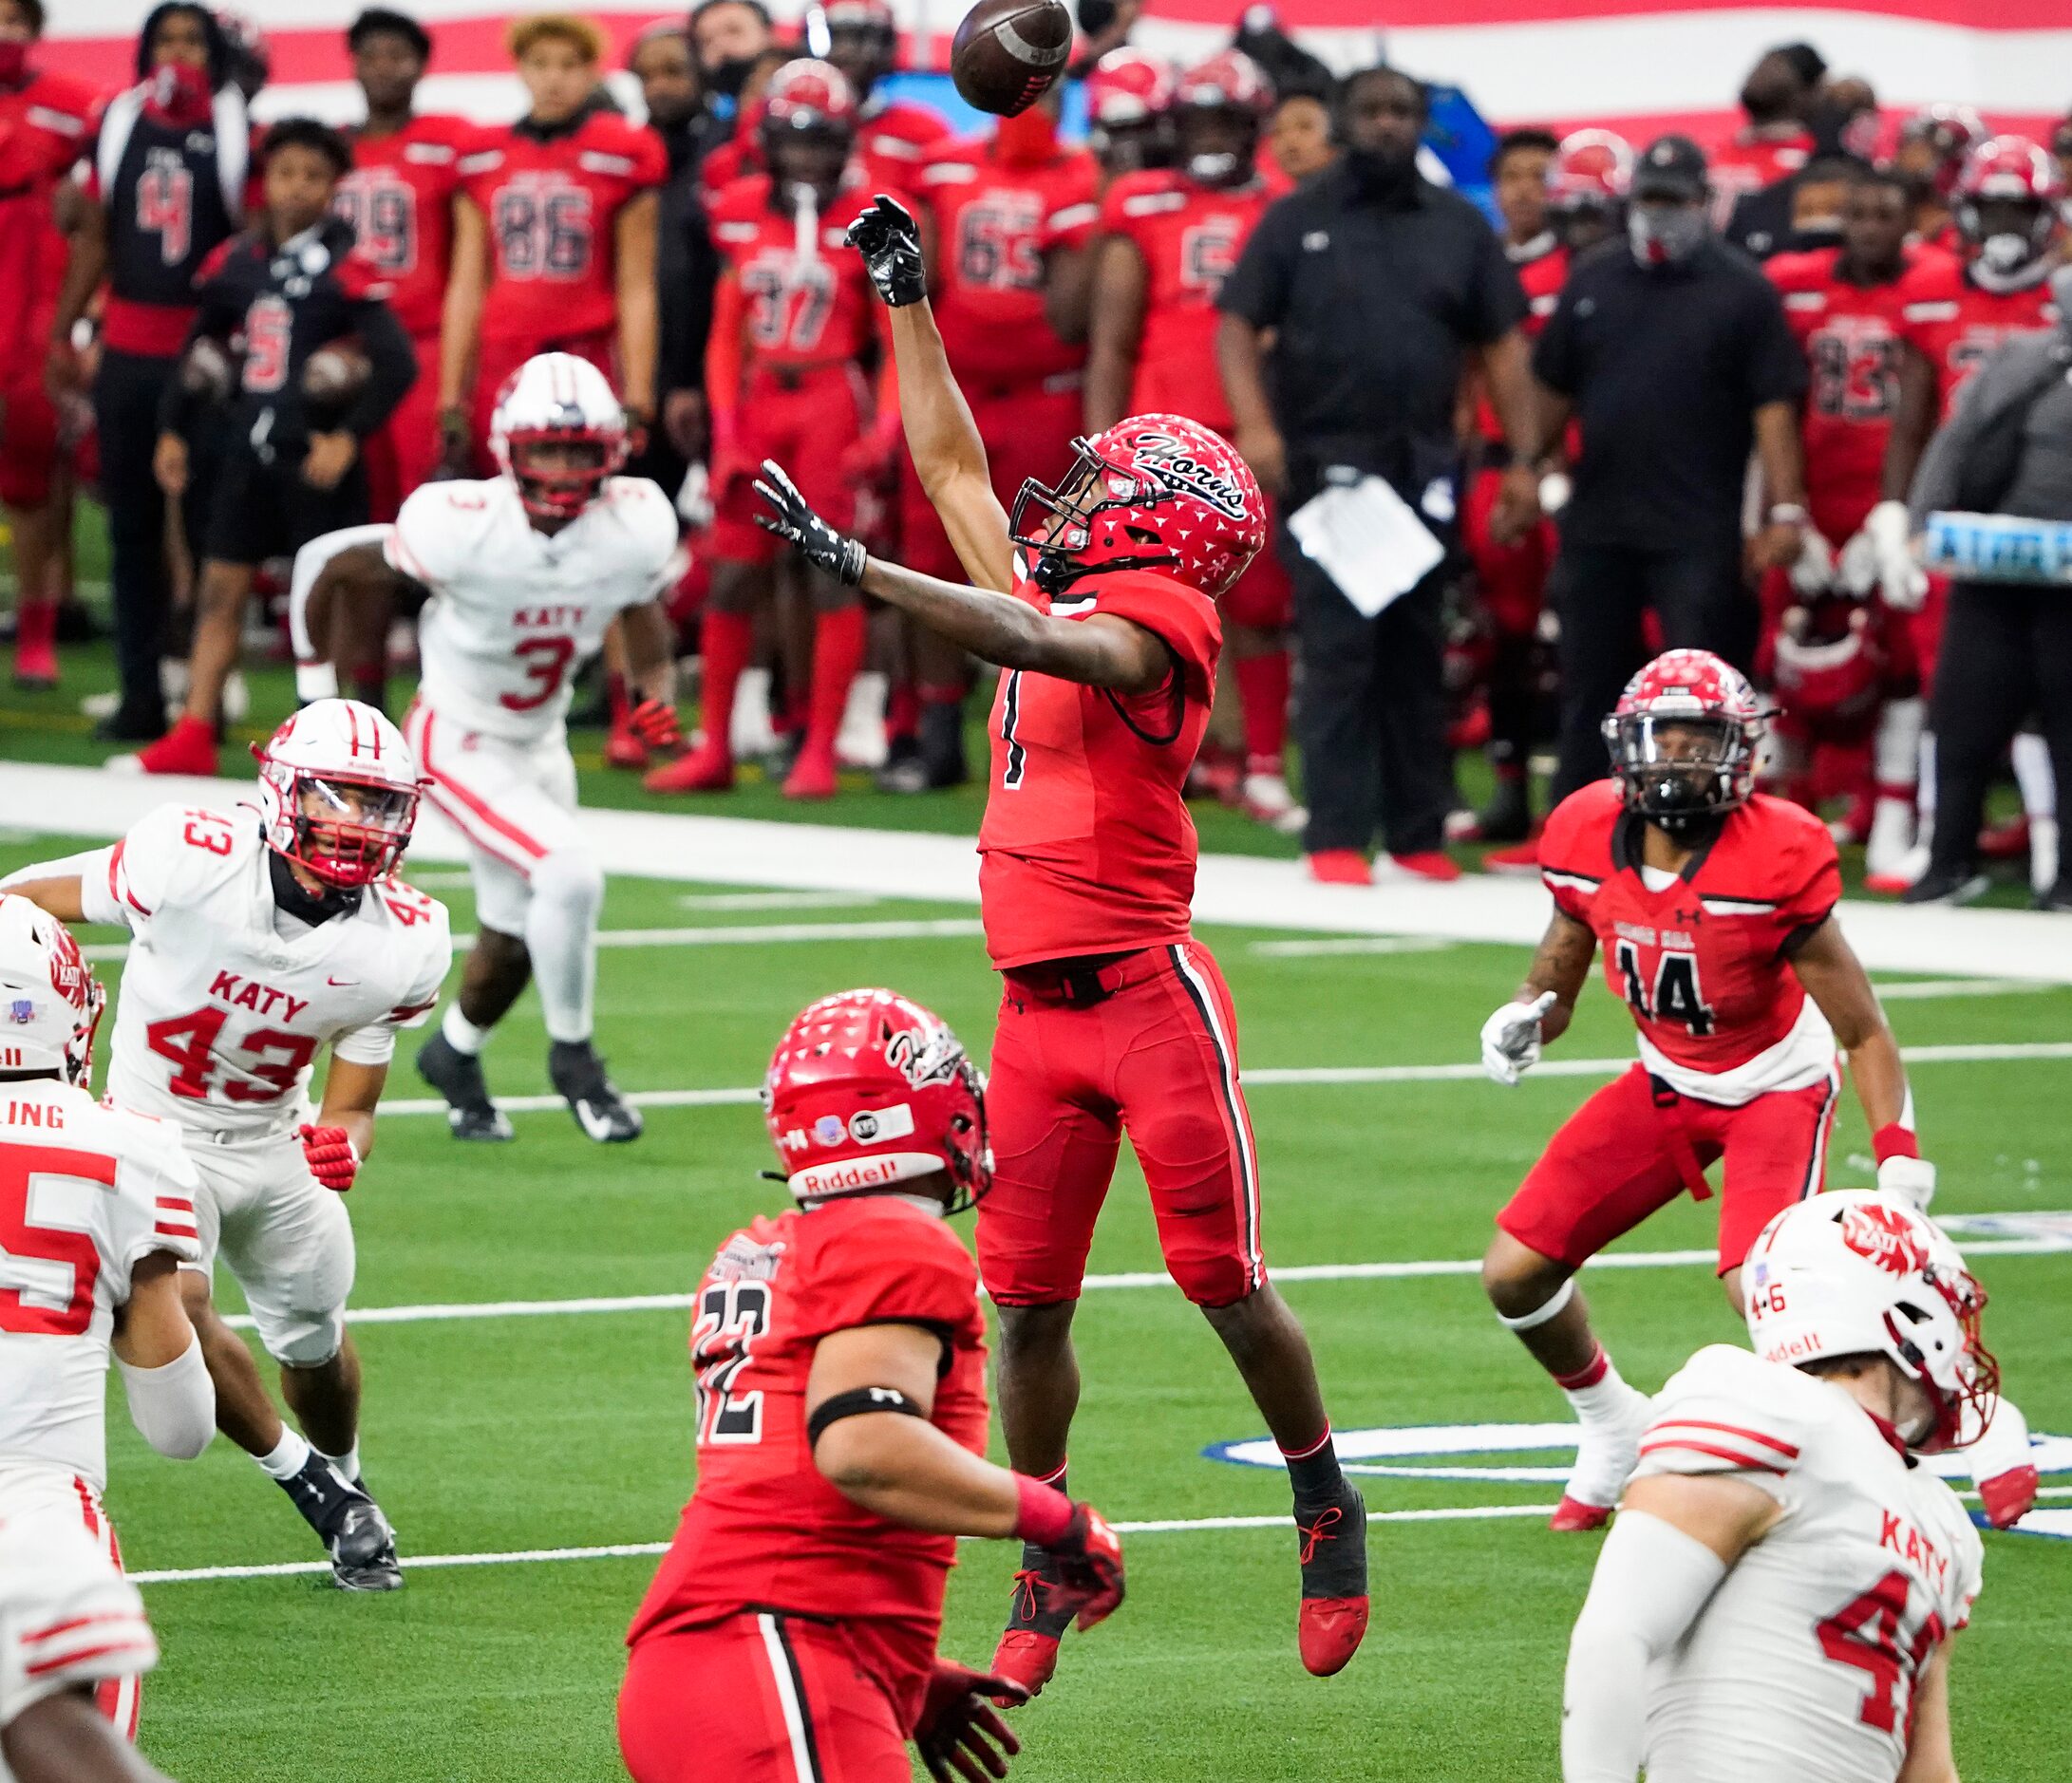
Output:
[950,0,1072,118]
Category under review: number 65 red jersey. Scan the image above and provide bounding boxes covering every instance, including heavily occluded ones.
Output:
[1537,780,1843,1103]
[73,803,450,1139]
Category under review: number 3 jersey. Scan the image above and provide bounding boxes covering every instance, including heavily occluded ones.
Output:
[73,803,451,1141]
[1537,781,1842,1104]
[628,1194,989,1724]
[1631,1344,1982,1783]
[0,1080,201,1486]
[388,474,678,744]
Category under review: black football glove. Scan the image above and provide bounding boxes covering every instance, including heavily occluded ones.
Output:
[753,459,868,585]
[914,1661,1027,1781]
[845,193,928,308]
[1035,1502,1125,1632]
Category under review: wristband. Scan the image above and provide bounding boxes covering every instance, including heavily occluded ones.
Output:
[1873,1122,1919,1163]
[1011,1474,1075,1547]
[1767,503,1809,525]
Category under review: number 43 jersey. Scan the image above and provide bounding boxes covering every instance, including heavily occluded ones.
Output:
[1632,1344,1982,1783]
[1538,781,1843,1104]
[77,803,451,1140]
[389,474,677,743]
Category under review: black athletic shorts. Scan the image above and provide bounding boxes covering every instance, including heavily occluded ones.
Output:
[204,436,370,567]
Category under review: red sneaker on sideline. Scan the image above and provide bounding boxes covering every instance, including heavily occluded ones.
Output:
[1389,850,1460,882]
[1482,838,1543,874]
[644,743,732,794]
[1306,849,1372,886]
[130,713,217,777]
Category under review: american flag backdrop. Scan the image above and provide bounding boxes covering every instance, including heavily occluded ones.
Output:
[33,1,2069,148]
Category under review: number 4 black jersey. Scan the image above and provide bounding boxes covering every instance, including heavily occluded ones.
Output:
[168,216,417,450]
[88,82,250,357]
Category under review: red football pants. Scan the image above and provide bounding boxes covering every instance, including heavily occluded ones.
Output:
[364,330,444,521]
[900,376,1082,580]
[1497,1062,1840,1275]
[977,940,1266,1307]
[619,1613,912,1783]
[1460,464,1554,638]
[713,364,869,565]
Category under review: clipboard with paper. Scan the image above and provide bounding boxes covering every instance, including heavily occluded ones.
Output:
[1286,475,1446,618]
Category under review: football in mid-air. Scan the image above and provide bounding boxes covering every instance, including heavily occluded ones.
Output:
[950,0,1072,117]
[302,340,370,405]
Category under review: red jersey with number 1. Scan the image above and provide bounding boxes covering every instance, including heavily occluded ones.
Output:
[1896,256,2060,412]
[1099,170,1271,434]
[336,114,476,338]
[627,1194,989,1727]
[706,173,895,369]
[1537,781,1841,1102]
[460,110,665,345]
[980,570,1221,969]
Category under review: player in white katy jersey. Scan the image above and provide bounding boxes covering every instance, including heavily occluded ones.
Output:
[304,351,683,1145]
[1563,1190,1995,1783]
[6,701,451,1591]
[0,896,213,1782]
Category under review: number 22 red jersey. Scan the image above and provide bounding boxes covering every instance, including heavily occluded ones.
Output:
[980,570,1222,969]
[1537,781,1842,1102]
[460,109,665,345]
[1896,255,2060,413]
[336,114,476,338]
[627,1194,988,1727]
[1098,170,1271,434]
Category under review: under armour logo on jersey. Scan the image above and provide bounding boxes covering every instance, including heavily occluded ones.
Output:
[1130,430,1250,519]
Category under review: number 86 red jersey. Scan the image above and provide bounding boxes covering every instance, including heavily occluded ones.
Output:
[1537,781,1843,1104]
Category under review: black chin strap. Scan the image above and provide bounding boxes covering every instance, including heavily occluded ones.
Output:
[1031,550,1180,596]
[269,850,361,926]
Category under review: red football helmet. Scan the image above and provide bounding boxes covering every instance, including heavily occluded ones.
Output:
[763,57,857,136]
[1549,128,1634,208]
[1009,414,1266,600]
[1602,648,1765,835]
[764,989,990,1208]
[1955,136,2063,275]
[1086,47,1175,127]
[1898,103,1989,199]
[1173,49,1272,118]
[1772,598,1883,735]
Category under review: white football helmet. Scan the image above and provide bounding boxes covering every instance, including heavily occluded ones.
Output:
[253,699,421,889]
[489,352,628,522]
[0,893,104,1085]
[1744,1191,1998,1454]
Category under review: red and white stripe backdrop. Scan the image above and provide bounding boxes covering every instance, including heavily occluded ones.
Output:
[35,1,2071,145]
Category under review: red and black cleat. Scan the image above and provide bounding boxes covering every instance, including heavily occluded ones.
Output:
[989,1545,1078,1702]
[1294,1480,1370,1677]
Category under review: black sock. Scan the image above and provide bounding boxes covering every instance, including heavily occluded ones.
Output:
[1284,1431,1344,1501]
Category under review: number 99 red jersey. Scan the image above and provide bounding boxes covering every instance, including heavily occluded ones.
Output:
[336,115,478,338]
[627,1194,989,1724]
[1537,781,1843,1104]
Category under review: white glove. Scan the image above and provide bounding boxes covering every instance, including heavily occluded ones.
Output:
[1480,990,1558,1086]
[1788,526,1836,595]
[1866,498,1930,612]
[1537,472,1571,516]
[1837,523,1881,596]
[1877,1153,1936,1211]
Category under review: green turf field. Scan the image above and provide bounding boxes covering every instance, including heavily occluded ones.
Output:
[3,831,2066,1782]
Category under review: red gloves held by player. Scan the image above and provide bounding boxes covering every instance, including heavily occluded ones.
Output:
[299,1124,359,1193]
[915,1661,1027,1782]
[626,698,682,752]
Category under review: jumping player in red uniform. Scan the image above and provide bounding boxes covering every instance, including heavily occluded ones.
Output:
[440,13,663,458]
[646,61,902,802]
[814,0,953,190]
[1763,166,1941,878]
[0,0,100,691]
[1087,49,1296,829]
[335,8,474,519]
[889,89,1098,790]
[619,988,1124,1783]
[1474,649,1960,1530]
[755,192,1369,1697]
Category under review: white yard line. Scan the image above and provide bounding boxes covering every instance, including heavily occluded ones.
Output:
[1874,979,2058,1000]
[11,760,2070,981]
[675,891,880,911]
[1247,937,1458,957]
[220,1233,2072,1334]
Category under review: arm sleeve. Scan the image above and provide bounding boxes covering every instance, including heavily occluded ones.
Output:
[1215,200,1295,328]
[1561,1510,1731,1783]
[118,1330,215,1461]
[1743,277,1811,407]
[338,290,419,439]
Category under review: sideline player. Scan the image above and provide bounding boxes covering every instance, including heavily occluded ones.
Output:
[619,988,1124,1783]
[309,353,679,1144]
[755,193,1368,1693]
[6,700,451,1589]
[0,895,214,1772]
[814,0,953,187]
[1562,1191,1992,1783]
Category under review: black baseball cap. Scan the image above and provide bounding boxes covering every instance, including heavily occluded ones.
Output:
[1633,134,1708,201]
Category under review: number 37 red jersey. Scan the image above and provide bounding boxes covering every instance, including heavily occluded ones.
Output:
[1537,782,1843,1103]
[627,1194,989,1724]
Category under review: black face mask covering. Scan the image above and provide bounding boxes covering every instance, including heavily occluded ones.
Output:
[707,54,756,99]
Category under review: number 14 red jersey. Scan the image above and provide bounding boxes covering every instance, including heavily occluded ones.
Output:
[1538,781,1842,1102]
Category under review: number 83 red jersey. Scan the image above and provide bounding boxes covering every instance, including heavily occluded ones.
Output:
[1537,781,1843,1104]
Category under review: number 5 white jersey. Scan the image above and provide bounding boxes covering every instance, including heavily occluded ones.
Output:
[73,803,451,1141]
[387,474,678,744]
[1630,1344,1983,1783]
[0,1081,201,1488]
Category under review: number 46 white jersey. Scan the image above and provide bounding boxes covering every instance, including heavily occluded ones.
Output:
[387,474,677,744]
[1631,1344,1983,1783]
